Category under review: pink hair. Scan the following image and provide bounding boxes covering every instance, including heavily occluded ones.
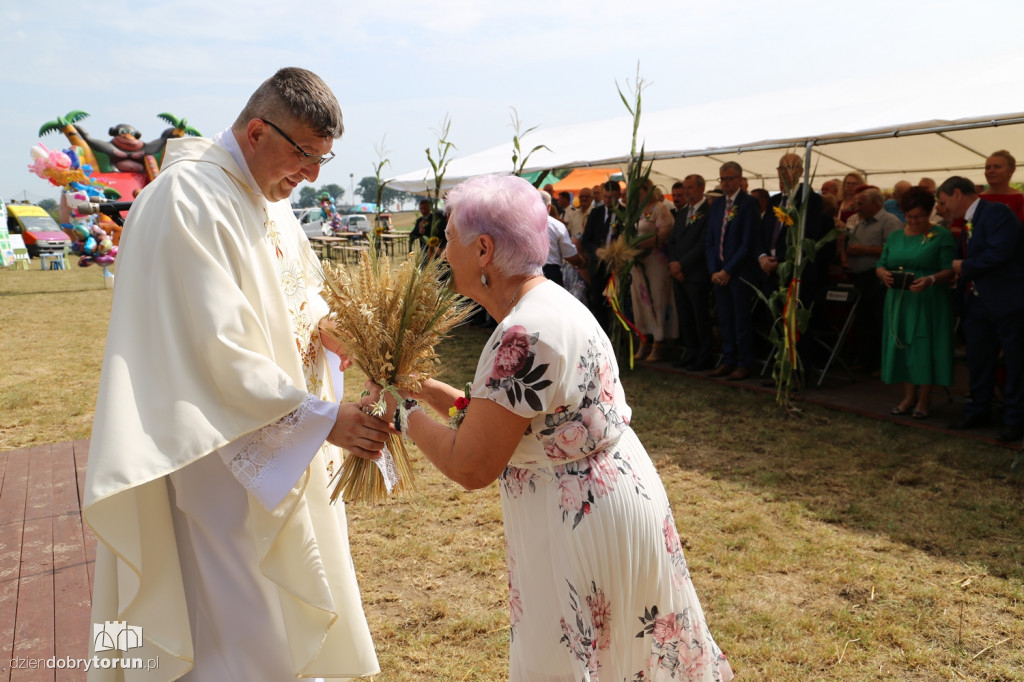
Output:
[445,174,547,277]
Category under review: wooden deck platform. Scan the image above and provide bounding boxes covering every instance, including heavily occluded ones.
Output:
[1,441,93,681]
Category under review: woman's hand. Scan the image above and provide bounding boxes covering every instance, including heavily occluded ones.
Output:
[909,277,929,293]
[877,267,893,288]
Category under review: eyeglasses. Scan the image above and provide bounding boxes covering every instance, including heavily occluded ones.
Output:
[259,118,335,166]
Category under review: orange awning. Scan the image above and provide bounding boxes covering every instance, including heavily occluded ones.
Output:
[551,167,620,195]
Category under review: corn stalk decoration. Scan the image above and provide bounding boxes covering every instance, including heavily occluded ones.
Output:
[600,65,655,367]
[509,107,550,182]
[424,115,455,259]
[749,144,838,412]
[371,136,391,250]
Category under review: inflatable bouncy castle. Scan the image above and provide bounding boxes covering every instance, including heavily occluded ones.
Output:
[29,111,201,267]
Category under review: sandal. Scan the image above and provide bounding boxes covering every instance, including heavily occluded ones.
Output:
[890,406,912,415]
[911,410,929,419]
[644,342,664,363]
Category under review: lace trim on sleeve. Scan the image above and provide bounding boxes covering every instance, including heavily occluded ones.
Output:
[225,394,316,491]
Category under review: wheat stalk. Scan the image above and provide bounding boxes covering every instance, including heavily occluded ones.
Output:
[320,249,476,503]
[596,236,642,275]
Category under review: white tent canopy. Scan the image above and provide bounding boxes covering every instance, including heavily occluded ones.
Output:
[389,52,1024,194]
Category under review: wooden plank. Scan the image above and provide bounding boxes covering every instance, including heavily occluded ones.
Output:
[0,447,30,680]
[11,445,55,680]
[71,441,94,592]
[51,442,90,669]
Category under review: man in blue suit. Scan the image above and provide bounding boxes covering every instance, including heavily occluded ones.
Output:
[705,161,760,380]
[939,176,1024,442]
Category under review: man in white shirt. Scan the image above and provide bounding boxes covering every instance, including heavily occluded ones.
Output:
[843,186,902,372]
[563,186,594,240]
[84,67,390,681]
[540,190,583,287]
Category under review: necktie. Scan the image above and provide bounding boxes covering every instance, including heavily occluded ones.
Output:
[719,197,733,260]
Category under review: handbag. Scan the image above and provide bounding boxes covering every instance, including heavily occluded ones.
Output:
[890,267,916,290]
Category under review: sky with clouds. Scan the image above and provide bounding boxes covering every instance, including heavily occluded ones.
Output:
[2,0,1021,205]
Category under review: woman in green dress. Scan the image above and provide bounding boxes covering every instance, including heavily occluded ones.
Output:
[875,186,956,418]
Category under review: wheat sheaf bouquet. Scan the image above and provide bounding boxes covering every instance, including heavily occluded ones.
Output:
[320,248,475,503]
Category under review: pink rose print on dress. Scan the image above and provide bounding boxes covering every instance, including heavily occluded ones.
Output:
[663,512,691,590]
[559,580,603,674]
[485,326,551,411]
[501,466,536,499]
[491,326,532,380]
[554,420,589,454]
[598,358,617,405]
[586,589,612,652]
[635,604,718,679]
[581,405,608,442]
[507,549,522,633]
[558,475,587,517]
[652,613,683,646]
[586,450,620,498]
[664,514,682,554]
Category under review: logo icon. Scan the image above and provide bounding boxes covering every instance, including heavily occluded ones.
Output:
[93,621,143,653]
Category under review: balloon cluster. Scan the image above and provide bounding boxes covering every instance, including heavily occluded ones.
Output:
[28,144,120,267]
[63,192,117,266]
[319,191,340,231]
[28,143,89,187]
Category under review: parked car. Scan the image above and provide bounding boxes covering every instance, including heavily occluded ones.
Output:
[6,201,71,257]
[293,207,323,235]
[332,214,371,235]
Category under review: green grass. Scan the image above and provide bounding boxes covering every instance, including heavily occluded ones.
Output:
[2,264,1022,680]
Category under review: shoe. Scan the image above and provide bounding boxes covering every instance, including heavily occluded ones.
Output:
[644,343,664,363]
[891,406,912,416]
[911,410,929,420]
[996,426,1024,443]
[672,354,696,369]
[706,364,735,378]
[726,367,751,381]
[634,343,651,361]
[948,414,991,430]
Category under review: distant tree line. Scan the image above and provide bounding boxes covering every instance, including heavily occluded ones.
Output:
[294,178,417,210]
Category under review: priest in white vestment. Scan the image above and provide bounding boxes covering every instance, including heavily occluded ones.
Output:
[84,67,390,681]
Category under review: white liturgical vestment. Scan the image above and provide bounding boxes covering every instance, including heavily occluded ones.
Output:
[84,135,378,680]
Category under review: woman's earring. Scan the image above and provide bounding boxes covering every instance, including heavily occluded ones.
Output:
[480,272,488,286]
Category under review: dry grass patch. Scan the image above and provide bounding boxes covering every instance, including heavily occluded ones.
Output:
[0,266,111,450]
[4,267,1022,680]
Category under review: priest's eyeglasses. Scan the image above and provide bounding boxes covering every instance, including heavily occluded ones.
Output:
[259,118,336,166]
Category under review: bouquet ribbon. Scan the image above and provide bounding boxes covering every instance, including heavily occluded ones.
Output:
[781,277,801,368]
[603,272,645,368]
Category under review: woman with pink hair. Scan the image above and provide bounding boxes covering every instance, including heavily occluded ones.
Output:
[381,174,732,681]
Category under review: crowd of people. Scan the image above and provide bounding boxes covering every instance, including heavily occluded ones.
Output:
[540,150,1024,443]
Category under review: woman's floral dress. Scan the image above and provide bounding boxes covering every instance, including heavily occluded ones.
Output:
[473,280,732,681]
